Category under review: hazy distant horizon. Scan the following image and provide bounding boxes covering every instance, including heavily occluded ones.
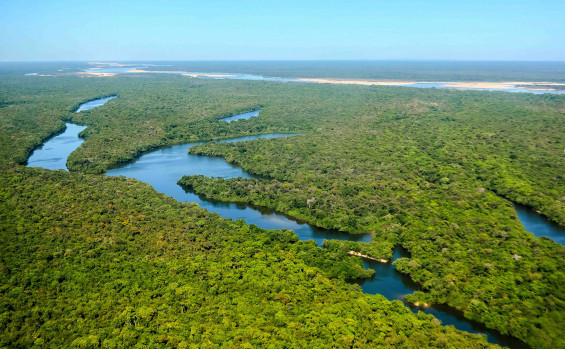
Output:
[3,60,565,83]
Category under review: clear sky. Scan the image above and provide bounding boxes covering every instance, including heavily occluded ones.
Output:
[0,0,564,61]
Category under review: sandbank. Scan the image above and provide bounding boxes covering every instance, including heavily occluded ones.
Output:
[127,68,186,74]
[297,78,417,86]
[347,250,388,263]
[298,78,565,91]
[182,73,237,78]
[76,72,118,77]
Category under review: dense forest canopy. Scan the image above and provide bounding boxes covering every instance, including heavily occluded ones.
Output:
[1,69,564,348]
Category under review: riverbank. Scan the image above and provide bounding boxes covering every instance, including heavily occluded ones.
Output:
[19,85,562,348]
[297,78,565,92]
[347,250,388,262]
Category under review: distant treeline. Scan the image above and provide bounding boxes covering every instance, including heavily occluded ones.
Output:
[2,60,565,82]
[517,84,565,91]
[140,60,565,82]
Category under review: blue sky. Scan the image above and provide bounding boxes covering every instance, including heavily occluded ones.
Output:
[0,0,563,61]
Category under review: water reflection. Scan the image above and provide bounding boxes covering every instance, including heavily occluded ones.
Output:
[106,134,372,246]
[28,101,535,348]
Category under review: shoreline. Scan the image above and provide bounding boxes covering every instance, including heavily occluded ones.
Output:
[70,68,565,92]
[182,73,237,78]
[347,250,388,263]
[297,78,565,91]
[77,72,118,77]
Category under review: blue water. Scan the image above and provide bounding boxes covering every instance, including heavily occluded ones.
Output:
[219,109,262,122]
[75,95,117,112]
[82,65,565,95]
[406,82,565,94]
[27,96,117,170]
[84,66,143,74]
[183,72,300,83]
[28,97,540,348]
[359,248,528,348]
[514,204,565,245]
[106,134,371,246]
[26,123,87,171]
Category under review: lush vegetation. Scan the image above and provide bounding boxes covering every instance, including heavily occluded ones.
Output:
[0,166,496,348]
[1,69,564,347]
[179,84,565,347]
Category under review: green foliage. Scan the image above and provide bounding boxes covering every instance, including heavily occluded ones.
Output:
[323,239,396,262]
[178,83,565,348]
[2,71,565,348]
[0,167,494,348]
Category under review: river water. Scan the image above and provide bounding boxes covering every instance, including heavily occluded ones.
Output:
[106,135,372,245]
[514,204,565,245]
[28,97,559,348]
[26,96,117,170]
[26,123,87,170]
[75,95,117,112]
[219,109,262,122]
[83,66,565,94]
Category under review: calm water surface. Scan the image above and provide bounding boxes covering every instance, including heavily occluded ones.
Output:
[29,98,541,348]
[26,123,87,170]
[27,96,117,170]
[75,95,117,111]
[106,134,371,245]
[85,66,144,74]
[103,112,524,347]
[403,82,565,94]
[359,248,528,348]
[514,204,565,245]
[82,66,565,94]
[219,109,262,122]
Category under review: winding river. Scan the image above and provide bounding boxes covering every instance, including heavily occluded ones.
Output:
[27,97,565,348]
[26,96,116,170]
[26,123,86,170]
[84,66,565,95]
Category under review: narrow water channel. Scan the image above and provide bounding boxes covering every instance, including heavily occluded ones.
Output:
[75,95,117,112]
[27,98,552,348]
[106,135,371,245]
[27,96,117,170]
[219,109,262,122]
[514,204,565,245]
[359,248,528,348]
[26,123,87,170]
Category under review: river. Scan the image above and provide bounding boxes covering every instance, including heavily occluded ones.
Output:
[514,204,565,245]
[26,96,117,170]
[28,97,562,348]
[83,66,565,95]
[26,124,87,171]
[219,109,262,122]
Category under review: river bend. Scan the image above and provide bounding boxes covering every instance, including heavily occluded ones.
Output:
[27,97,557,348]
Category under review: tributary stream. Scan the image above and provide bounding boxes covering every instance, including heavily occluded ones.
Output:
[27,97,562,348]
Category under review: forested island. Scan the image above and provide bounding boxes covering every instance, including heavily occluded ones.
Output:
[1,63,564,348]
